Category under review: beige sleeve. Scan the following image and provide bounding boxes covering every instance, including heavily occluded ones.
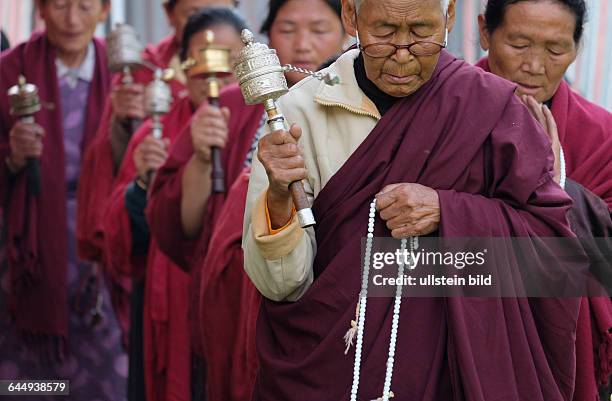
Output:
[242,151,316,302]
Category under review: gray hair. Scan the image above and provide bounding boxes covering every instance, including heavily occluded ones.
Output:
[354,0,450,13]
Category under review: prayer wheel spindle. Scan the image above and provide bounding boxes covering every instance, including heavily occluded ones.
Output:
[184,30,233,194]
[144,68,173,180]
[8,75,42,196]
[233,29,340,228]
[107,23,145,134]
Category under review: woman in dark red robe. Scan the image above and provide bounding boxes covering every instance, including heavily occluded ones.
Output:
[103,8,248,401]
[476,1,612,398]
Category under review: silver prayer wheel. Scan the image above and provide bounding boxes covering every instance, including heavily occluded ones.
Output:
[145,69,173,140]
[145,69,173,117]
[107,23,144,72]
[233,30,289,105]
[234,29,340,106]
[8,75,41,117]
[233,29,345,228]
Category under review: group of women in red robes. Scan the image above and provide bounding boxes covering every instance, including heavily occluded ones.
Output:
[1,0,610,401]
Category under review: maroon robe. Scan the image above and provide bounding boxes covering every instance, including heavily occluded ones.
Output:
[477,57,612,401]
[104,95,194,401]
[147,84,263,359]
[76,35,184,341]
[253,51,580,401]
[0,31,109,350]
[199,170,261,401]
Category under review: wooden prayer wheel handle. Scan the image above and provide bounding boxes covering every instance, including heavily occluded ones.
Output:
[289,181,315,228]
[208,96,226,194]
[21,116,41,196]
[263,99,315,228]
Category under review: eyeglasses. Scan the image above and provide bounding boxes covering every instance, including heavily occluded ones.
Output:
[359,39,447,58]
[356,10,449,58]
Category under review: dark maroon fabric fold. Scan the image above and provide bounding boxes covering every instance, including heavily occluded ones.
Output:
[254,51,579,401]
[475,57,612,210]
[0,31,110,347]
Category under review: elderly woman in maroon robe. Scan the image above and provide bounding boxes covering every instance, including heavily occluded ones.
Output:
[243,0,584,400]
[475,1,612,399]
[0,1,128,400]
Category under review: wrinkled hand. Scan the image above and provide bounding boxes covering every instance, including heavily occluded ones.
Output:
[134,135,169,182]
[9,121,45,171]
[520,94,561,184]
[191,104,230,164]
[258,124,307,228]
[376,183,440,239]
[258,124,306,199]
[111,83,145,120]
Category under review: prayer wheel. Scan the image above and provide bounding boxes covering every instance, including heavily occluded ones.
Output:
[233,29,340,228]
[107,23,145,133]
[8,75,42,196]
[183,30,233,194]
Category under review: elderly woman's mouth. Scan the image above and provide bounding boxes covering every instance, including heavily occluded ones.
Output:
[383,73,418,84]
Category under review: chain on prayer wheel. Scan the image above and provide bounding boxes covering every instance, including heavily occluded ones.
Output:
[183,30,233,194]
[232,29,340,228]
[8,75,42,196]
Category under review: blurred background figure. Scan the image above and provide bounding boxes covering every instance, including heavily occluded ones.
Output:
[103,7,248,401]
[0,1,128,400]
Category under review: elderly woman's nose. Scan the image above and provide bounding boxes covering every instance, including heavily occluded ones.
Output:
[521,53,546,75]
[393,47,414,63]
[65,4,81,28]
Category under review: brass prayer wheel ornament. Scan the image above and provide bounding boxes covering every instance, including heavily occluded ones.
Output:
[233,29,341,228]
[183,30,232,194]
[182,30,233,79]
[8,75,42,196]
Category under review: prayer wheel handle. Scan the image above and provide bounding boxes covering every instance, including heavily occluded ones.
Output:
[207,78,226,194]
[264,99,316,228]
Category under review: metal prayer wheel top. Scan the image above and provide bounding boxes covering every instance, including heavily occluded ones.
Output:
[183,30,232,79]
[233,29,289,105]
[145,69,173,116]
[8,75,41,117]
[107,23,144,72]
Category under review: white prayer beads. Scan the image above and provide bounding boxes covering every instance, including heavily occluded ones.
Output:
[349,198,418,401]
